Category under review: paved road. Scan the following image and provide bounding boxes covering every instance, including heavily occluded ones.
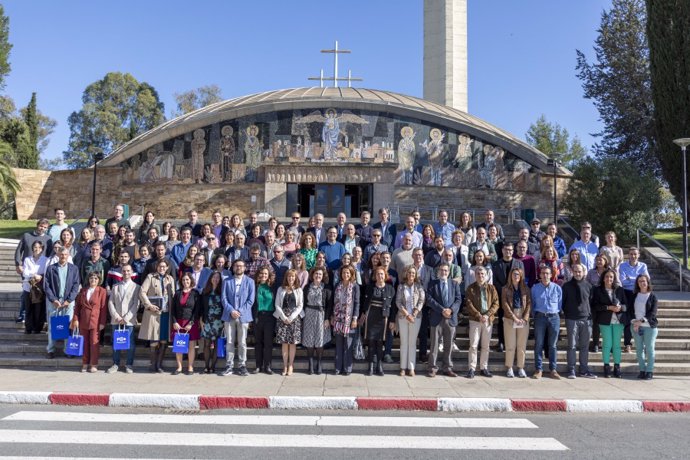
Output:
[0,406,687,459]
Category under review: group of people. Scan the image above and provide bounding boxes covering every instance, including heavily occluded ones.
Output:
[13,206,658,379]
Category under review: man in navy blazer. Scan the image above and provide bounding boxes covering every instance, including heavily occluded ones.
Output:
[373,207,397,252]
[426,262,463,377]
[221,259,255,376]
[44,247,80,358]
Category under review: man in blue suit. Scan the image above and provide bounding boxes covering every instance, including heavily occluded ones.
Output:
[44,247,80,358]
[221,259,255,376]
[426,262,463,377]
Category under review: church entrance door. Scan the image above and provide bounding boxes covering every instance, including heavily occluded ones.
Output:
[286,183,372,218]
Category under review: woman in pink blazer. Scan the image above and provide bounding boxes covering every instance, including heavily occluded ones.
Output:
[72,272,108,372]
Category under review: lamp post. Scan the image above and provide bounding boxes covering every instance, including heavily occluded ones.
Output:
[673,138,690,270]
[91,150,104,217]
[546,155,561,225]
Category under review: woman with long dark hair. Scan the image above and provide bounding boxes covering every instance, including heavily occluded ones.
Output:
[200,271,224,374]
[251,266,275,374]
[631,274,658,380]
[592,268,627,378]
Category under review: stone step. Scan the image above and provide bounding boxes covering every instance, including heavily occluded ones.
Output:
[0,354,688,375]
[657,308,690,318]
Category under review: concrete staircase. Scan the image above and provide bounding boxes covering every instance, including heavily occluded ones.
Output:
[1,228,689,376]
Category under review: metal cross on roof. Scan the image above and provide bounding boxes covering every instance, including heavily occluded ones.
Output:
[308,40,363,88]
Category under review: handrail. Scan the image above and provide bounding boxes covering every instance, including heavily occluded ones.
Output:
[557,216,579,240]
[388,205,515,226]
[637,228,683,292]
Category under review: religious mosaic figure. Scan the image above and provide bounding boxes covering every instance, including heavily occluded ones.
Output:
[479,143,505,188]
[294,109,368,161]
[422,128,445,186]
[191,129,206,184]
[453,133,473,172]
[398,126,416,185]
[220,125,235,181]
[244,124,262,182]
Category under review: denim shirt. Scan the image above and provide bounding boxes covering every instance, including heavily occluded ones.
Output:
[531,282,562,314]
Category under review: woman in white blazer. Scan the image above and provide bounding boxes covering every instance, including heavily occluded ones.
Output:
[274,269,304,376]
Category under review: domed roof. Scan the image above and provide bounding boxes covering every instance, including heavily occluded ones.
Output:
[101,87,567,173]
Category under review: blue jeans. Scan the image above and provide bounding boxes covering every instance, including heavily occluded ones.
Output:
[632,325,658,372]
[534,312,560,371]
[46,300,74,353]
[112,325,136,366]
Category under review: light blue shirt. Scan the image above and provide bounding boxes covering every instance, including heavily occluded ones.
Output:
[531,282,562,314]
[433,222,456,247]
[394,230,423,249]
[618,261,649,291]
[569,240,599,271]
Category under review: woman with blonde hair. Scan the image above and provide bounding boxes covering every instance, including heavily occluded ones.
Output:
[395,265,425,376]
[274,269,304,376]
[599,231,624,270]
[299,232,318,270]
[501,268,531,378]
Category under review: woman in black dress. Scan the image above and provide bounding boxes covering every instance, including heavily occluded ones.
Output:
[171,273,201,375]
[200,271,224,374]
[361,266,395,376]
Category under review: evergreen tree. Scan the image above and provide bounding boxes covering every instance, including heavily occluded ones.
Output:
[576,0,657,173]
[63,72,165,169]
[23,92,39,168]
[525,115,587,168]
[0,5,11,90]
[646,0,690,209]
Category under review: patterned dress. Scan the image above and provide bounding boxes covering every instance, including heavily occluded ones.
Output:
[275,291,302,344]
[201,293,224,340]
[300,248,317,270]
[302,284,332,348]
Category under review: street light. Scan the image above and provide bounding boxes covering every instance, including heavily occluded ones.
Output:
[91,150,105,217]
[673,138,690,270]
[546,155,562,225]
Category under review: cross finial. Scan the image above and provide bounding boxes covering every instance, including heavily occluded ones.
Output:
[308,40,363,88]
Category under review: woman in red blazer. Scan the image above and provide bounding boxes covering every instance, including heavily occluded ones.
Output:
[72,272,108,372]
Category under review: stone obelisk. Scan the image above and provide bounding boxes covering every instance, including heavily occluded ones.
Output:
[423,0,468,112]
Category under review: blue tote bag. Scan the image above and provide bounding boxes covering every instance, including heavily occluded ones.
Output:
[112,325,131,351]
[216,331,226,359]
[172,332,190,354]
[50,311,70,340]
[65,328,84,357]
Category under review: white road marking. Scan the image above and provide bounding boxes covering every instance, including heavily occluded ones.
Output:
[0,430,569,450]
[2,411,538,428]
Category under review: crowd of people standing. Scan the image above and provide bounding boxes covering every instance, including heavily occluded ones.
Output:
[12,206,658,380]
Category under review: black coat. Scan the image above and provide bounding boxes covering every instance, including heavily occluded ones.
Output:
[591,285,628,325]
[631,292,658,328]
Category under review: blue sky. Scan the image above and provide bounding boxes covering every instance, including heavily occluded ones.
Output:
[3,0,609,164]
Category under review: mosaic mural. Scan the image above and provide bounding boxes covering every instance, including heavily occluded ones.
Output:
[121,109,537,189]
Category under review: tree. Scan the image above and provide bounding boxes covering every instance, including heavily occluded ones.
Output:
[0,118,33,169]
[646,0,690,210]
[561,156,662,241]
[63,72,165,169]
[575,0,657,173]
[20,103,57,155]
[0,5,11,90]
[0,156,19,201]
[172,84,223,117]
[525,115,587,168]
[22,92,39,167]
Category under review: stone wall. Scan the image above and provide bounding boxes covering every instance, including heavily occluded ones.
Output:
[13,167,264,221]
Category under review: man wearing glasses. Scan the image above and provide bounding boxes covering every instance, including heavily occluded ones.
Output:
[394,215,423,249]
[363,230,387,265]
[286,213,305,239]
[373,208,396,251]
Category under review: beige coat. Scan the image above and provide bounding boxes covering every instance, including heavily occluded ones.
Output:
[138,273,175,341]
[108,281,141,326]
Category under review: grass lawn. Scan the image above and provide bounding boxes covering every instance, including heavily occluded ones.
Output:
[652,228,688,264]
[0,220,36,240]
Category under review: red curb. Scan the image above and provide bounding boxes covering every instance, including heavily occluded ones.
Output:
[643,401,690,412]
[511,400,567,412]
[49,393,110,406]
[199,396,269,410]
[356,398,438,411]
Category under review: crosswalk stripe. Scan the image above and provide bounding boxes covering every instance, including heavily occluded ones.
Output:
[0,430,569,450]
[2,411,538,428]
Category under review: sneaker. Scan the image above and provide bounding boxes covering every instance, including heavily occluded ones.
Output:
[383,354,394,364]
[532,370,542,379]
[550,370,561,380]
[222,367,234,376]
[106,364,119,374]
[125,366,134,374]
[567,371,577,379]
[506,368,514,378]
[237,366,249,376]
[581,371,598,379]
[517,368,527,378]
[15,316,25,323]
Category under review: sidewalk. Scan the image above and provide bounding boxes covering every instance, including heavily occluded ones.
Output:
[1,368,690,412]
